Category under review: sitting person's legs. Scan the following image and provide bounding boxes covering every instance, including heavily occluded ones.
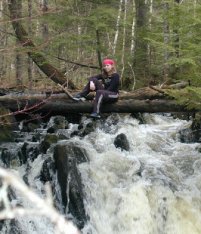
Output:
[73,77,104,100]
[91,90,119,117]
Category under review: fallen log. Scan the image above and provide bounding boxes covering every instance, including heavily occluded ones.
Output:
[0,92,190,115]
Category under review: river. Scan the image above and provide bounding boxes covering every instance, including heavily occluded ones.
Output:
[1,113,201,234]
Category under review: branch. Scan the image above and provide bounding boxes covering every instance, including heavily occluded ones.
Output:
[0,167,80,234]
[8,0,75,89]
[0,94,52,119]
[149,85,165,94]
[56,57,100,70]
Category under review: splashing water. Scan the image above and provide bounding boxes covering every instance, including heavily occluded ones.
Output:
[1,113,201,234]
[77,114,201,234]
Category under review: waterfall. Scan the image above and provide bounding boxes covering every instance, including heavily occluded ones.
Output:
[0,113,201,234]
[78,114,201,234]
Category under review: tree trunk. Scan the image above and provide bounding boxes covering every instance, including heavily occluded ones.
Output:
[8,0,75,90]
[120,0,128,86]
[15,0,23,86]
[96,29,102,71]
[27,0,33,90]
[0,0,7,80]
[113,0,123,56]
[130,0,135,55]
[172,0,181,77]
[163,1,170,82]
[40,0,49,49]
[133,0,149,86]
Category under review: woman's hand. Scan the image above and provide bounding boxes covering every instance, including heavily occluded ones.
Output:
[90,81,95,91]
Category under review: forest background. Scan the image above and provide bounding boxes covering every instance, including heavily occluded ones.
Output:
[0,0,201,94]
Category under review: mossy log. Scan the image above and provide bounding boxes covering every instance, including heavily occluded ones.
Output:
[0,87,191,115]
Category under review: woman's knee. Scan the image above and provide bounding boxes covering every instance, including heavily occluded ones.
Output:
[96,90,104,96]
[89,77,98,82]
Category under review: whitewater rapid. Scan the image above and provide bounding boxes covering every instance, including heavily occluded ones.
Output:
[77,114,201,234]
[1,113,201,234]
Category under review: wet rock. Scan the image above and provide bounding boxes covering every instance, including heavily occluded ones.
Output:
[40,157,56,183]
[47,116,68,133]
[0,220,5,232]
[9,220,21,234]
[191,113,201,142]
[18,142,29,164]
[27,122,40,132]
[1,148,12,167]
[80,122,95,137]
[70,122,96,137]
[70,131,79,138]
[71,121,96,138]
[114,133,130,151]
[20,119,42,132]
[17,142,40,164]
[32,132,41,142]
[131,113,145,124]
[58,133,69,140]
[0,105,18,142]
[1,146,21,167]
[27,146,40,162]
[68,156,87,229]
[53,143,88,229]
[180,113,201,143]
[40,134,58,154]
[179,128,197,143]
[0,127,14,142]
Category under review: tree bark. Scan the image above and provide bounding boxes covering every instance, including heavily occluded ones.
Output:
[113,0,123,56]
[163,1,170,81]
[0,0,7,80]
[172,0,181,77]
[15,0,23,86]
[27,0,33,90]
[8,0,75,90]
[0,88,191,115]
[133,0,149,85]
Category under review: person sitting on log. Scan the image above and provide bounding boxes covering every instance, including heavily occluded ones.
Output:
[73,58,120,119]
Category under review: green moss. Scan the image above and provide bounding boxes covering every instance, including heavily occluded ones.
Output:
[165,87,201,111]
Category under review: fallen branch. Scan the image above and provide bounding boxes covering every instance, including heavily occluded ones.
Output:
[0,93,52,119]
[58,84,74,100]
[0,167,80,234]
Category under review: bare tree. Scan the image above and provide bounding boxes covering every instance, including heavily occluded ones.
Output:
[130,0,136,55]
[27,0,33,89]
[120,0,128,85]
[133,0,149,85]
[40,0,49,48]
[113,0,123,56]
[15,0,23,86]
[163,0,170,81]
[8,0,76,92]
[0,0,8,81]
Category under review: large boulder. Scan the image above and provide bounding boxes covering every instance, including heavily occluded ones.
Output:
[179,113,201,143]
[114,133,130,151]
[53,143,88,229]
[40,157,56,183]
[39,134,58,153]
